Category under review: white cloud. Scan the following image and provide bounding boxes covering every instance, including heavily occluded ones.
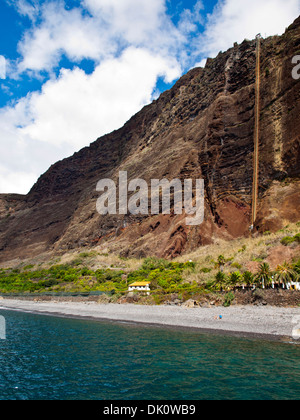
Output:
[17,2,113,74]
[200,0,300,57]
[0,165,37,195]
[0,47,181,193]
[0,99,74,194]
[19,47,181,149]
[2,0,300,194]
[0,56,6,79]
[7,0,39,20]
[1,0,187,194]
[14,0,300,76]
[177,1,204,35]
[16,0,185,75]
[84,0,168,43]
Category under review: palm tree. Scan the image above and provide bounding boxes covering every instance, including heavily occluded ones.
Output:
[274,262,299,289]
[243,271,254,289]
[293,260,300,275]
[216,255,226,273]
[255,263,272,289]
[229,271,242,290]
[212,271,228,291]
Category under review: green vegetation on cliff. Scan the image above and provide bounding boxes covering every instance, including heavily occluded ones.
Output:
[0,223,299,304]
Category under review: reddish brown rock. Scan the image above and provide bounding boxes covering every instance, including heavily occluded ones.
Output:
[0,17,299,263]
[266,244,300,270]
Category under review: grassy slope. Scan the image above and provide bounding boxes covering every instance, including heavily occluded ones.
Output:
[0,222,299,303]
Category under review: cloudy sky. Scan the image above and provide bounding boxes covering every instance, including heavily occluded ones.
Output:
[0,0,299,194]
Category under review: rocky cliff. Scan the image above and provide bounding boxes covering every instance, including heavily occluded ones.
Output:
[0,16,299,263]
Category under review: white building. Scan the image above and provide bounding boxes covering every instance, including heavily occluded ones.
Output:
[287,282,300,291]
[128,282,151,294]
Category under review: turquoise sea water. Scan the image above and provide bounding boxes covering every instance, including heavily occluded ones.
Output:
[0,309,299,400]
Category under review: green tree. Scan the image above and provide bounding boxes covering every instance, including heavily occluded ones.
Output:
[215,255,226,273]
[229,271,242,289]
[274,262,298,288]
[294,260,300,275]
[243,271,254,288]
[255,263,272,289]
[212,271,227,291]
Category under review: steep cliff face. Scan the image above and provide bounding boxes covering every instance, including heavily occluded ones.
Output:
[0,17,299,263]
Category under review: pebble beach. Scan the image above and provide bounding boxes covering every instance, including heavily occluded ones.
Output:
[0,299,299,341]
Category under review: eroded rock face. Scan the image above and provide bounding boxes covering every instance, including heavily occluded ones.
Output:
[0,17,299,262]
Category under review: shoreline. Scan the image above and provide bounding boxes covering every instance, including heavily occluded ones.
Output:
[0,299,299,343]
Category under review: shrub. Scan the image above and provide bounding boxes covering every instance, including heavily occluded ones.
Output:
[80,268,94,276]
[23,264,34,270]
[142,258,171,271]
[223,292,235,307]
[293,260,300,274]
[71,258,84,266]
[63,274,75,282]
[231,262,242,270]
[238,245,247,253]
[200,267,212,273]
[40,279,59,288]
[79,252,91,258]
[294,233,300,243]
[280,234,300,246]
[281,236,292,245]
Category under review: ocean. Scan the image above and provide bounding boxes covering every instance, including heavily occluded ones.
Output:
[0,309,299,400]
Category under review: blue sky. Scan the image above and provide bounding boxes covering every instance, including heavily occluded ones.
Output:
[0,0,215,108]
[0,0,299,194]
